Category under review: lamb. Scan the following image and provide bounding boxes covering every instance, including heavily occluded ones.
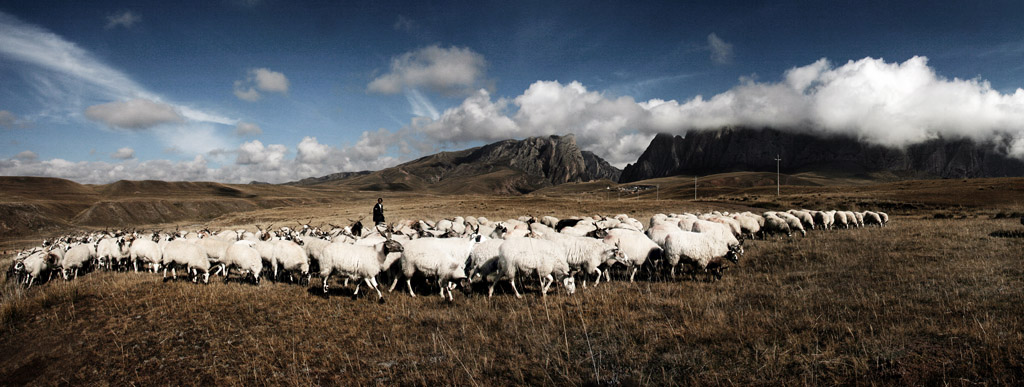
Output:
[218,241,263,285]
[663,229,739,281]
[161,240,211,283]
[487,237,576,298]
[603,228,662,282]
[129,238,163,273]
[319,238,404,302]
[391,236,480,301]
[61,243,97,280]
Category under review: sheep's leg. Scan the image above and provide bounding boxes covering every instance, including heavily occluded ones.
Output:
[322,274,330,294]
[488,278,498,298]
[353,281,361,296]
[202,272,210,284]
[540,274,554,297]
[629,265,638,283]
[406,278,417,298]
[172,267,177,280]
[509,277,523,299]
[367,277,384,302]
[604,270,611,282]
[27,276,34,289]
[388,277,400,292]
[343,278,349,287]
[74,268,79,279]
[593,268,602,286]
[162,266,169,280]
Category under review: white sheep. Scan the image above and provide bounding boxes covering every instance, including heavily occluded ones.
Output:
[61,243,97,280]
[878,212,889,226]
[862,211,883,227]
[691,220,743,255]
[129,238,162,273]
[762,215,792,238]
[218,241,263,285]
[96,236,130,270]
[19,250,55,288]
[777,212,806,237]
[833,210,849,229]
[663,229,739,280]
[788,210,816,230]
[391,236,480,301]
[467,238,504,284]
[603,228,661,282]
[538,231,619,288]
[271,239,310,284]
[731,213,762,239]
[487,237,576,298]
[161,240,211,283]
[319,239,404,302]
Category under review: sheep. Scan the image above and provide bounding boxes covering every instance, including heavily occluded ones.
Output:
[270,240,310,284]
[218,241,263,285]
[391,236,480,301]
[788,210,816,230]
[61,243,97,280]
[603,228,662,282]
[663,229,739,281]
[878,212,889,226]
[19,250,55,288]
[691,220,743,255]
[538,231,620,288]
[833,210,849,229]
[96,236,130,271]
[487,237,576,298]
[540,216,560,228]
[319,239,404,302]
[777,212,806,237]
[862,211,883,227]
[467,238,504,284]
[196,238,232,263]
[762,215,792,238]
[161,240,211,283]
[814,211,835,230]
[129,238,162,273]
[731,213,762,239]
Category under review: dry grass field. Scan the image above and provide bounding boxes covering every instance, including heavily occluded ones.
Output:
[1,175,1022,385]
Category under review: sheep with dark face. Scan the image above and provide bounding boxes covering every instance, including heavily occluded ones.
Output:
[320,238,404,302]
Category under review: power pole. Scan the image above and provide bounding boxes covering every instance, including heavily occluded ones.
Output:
[694,176,697,200]
[775,154,782,196]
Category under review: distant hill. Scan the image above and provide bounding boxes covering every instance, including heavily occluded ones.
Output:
[620,127,1024,183]
[291,134,622,194]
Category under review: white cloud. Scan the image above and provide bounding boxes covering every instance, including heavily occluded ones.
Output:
[236,140,287,168]
[0,11,233,126]
[110,147,135,160]
[405,89,439,119]
[708,33,733,64]
[233,68,289,101]
[234,122,262,136]
[14,150,37,160]
[84,98,184,130]
[154,125,234,157]
[105,11,140,29]
[408,56,1024,167]
[368,45,488,95]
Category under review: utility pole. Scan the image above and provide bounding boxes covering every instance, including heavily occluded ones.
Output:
[694,176,697,200]
[775,154,782,196]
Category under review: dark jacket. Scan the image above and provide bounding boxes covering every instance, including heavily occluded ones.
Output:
[373,203,384,223]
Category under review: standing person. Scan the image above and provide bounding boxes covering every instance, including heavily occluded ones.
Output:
[373,198,385,226]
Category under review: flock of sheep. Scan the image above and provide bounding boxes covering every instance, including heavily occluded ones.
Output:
[5,209,889,302]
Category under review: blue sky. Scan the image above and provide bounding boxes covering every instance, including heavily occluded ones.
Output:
[1,0,1023,183]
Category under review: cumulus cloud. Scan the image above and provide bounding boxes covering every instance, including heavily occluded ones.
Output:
[409,56,1024,166]
[707,33,733,64]
[110,147,135,160]
[84,98,184,130]
[105,11,140,29]
[234,122,262,136]
[14,150,37,160]
[233,68,289,101]
[368,45,488,95]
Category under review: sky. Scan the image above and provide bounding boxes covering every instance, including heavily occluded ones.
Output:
[1,0,1023,184]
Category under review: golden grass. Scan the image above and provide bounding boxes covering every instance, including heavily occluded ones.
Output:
[1,212,1022,385]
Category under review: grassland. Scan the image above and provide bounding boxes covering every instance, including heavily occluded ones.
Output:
[1,175,1022,385]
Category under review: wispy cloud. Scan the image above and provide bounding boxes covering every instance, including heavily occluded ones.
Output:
[105,11,140,29]
[707,33,733,64]
[405,89,439,119]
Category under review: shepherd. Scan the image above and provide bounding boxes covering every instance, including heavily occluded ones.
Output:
[373,197,385,226]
